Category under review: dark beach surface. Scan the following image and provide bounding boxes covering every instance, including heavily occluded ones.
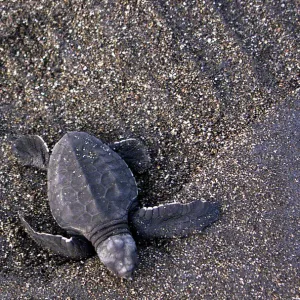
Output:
[0,1,299,299]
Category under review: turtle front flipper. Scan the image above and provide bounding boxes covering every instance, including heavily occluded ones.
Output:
[13,135,49,170]
[19,215,95,259]
[109,139,151,174]
[130,200,220,239]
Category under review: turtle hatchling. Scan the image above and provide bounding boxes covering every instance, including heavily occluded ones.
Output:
[13,131,220,279]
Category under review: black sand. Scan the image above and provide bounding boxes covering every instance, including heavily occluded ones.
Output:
[0,1,299,299]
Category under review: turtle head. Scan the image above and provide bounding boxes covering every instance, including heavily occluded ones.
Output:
[96,234,138,279]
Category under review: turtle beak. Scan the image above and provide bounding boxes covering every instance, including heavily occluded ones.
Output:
[121,274,133,281]
[120,267,135,280]
[96,234,138,280]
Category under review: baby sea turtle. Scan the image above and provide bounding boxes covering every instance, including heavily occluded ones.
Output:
[13,131,219,279]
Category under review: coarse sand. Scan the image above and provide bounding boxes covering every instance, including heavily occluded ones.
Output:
[0,1,299,299]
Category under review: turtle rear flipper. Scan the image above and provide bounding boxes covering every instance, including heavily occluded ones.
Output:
[13,135,49,170]
[19,215,95,259]
[130,200,220,239]
[109,139,151,174]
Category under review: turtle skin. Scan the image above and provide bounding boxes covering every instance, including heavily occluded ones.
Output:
[13,132,220,279]
[48,132,138,245]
